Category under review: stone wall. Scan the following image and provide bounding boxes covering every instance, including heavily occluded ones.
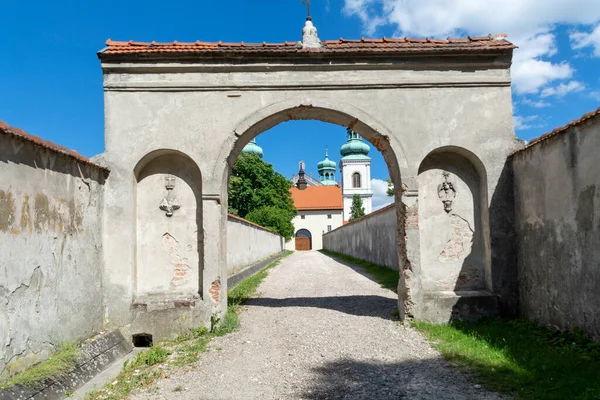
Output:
[227,214,284,276]
[0,126,107,380]
[323,204,399,269]
[512,109,600,339]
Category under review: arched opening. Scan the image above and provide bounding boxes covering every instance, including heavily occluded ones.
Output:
[221,101,412,318]
[295,229,312,251]
[133,150,203,300]
[352,172,361,188]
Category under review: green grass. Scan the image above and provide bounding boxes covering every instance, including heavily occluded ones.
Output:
[319,249,399,292]
[0,342,80,390]
[413,319,600,400]
[85,250,292,400]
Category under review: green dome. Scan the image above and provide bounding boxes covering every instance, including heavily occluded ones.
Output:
[317,149,337,170]
[242,139,264,159]
[317,148,337,186]
[340,128,370,158]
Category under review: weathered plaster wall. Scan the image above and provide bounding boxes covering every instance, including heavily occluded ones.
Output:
[135,152,202,299]
[512,116,600,339]
[323,204,399,269]
[0,133,106,380]
[226,214,284,276]
[418,150,489,293]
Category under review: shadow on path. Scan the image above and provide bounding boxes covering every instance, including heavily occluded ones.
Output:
[301,358,493,400]
[244,295,397,320]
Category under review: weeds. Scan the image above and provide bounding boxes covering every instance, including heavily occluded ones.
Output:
[85,250,292,400]
[134,346,171,367]
[0,342,79,390]
[414,319,600,400]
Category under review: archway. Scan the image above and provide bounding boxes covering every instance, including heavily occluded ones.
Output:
[221,101,413,319]
[295,229,312,251]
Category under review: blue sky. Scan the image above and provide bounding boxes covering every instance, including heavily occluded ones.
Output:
[1,0,599,208]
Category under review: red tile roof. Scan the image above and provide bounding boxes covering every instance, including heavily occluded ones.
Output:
[0,121,109,171]
[291,186,343,211]
[99,35,515,59]
[511,106,600,156]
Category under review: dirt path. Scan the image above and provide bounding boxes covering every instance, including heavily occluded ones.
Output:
[133,251,502,400]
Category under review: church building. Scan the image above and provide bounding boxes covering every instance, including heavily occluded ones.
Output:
[241,128,373,250]
[287,128,374,250]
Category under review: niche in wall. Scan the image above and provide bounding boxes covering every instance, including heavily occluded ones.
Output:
[135,151,203,299]
[417,149,489,293]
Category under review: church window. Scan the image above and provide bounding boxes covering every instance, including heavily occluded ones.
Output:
[327,225,332,232]
[301,215,305,219]
[327,214,332,219]
[352,172,361,188]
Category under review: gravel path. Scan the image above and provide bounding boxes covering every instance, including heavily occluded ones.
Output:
[133,251,502,400]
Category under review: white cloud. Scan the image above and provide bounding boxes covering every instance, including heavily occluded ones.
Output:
[513,115,540,130]
[511,58,573,94]
[521,98,551,108]
[371,178,394,211]
[540,80,585,98]
[342,0,600,94]
[570,23,600,56]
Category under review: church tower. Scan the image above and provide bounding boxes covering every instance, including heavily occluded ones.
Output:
[340,128,372,220]
[317,148,337,186]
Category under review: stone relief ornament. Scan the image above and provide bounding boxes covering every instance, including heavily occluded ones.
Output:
[159,174,181,217]
[437,171,456,213]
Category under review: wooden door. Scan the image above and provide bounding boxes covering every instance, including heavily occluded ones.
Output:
[295,236,311,251]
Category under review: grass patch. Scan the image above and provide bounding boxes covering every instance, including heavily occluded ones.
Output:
[413,319,600,400]
[85,250,292,400]
[319,249,399,292]
[0,342,79,390]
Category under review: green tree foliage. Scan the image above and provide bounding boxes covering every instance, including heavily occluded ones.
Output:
[349,194,366,221]
[228,153,296,238]
[386,178,394,197]
[245,206,295,241]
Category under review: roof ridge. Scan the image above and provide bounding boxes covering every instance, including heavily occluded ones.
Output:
[510,106,600,156]
[101,34,515,55]
[0,121,109,171]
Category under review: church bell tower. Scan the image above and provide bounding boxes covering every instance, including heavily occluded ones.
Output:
[340,128,372,220]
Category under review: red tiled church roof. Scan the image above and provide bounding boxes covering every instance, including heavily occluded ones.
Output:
[0,121,109,171]
[99,35,514,58]
[291,186,343,211]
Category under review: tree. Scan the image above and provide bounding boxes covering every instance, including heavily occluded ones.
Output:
[228,153,296,238]
[349,194,366,221]
[245,206,295,241]
[386,178,394,197]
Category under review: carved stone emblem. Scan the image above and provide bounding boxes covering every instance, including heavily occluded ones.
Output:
[159,175,181,217]
[437,171,456,213]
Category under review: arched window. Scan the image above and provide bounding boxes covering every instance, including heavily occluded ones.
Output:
[352,172,361,188]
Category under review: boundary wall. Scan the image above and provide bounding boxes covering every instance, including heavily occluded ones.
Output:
[323,203,398,269]
[0,123,108,380]
[511,107,600,340]
[226,213,285,276]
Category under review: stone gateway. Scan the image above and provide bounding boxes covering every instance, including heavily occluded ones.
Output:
[96,19,520,335]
